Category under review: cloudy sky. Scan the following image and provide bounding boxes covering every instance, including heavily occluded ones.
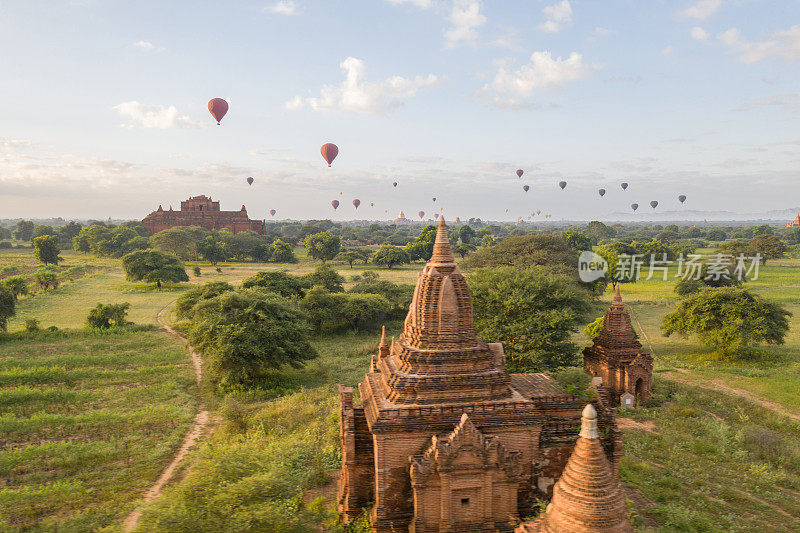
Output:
[1,0,799,221]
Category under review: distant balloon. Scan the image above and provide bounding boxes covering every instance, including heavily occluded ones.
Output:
[678,195,687,204]
[523,185,530,192]
[320,143,339,167]
[650,201,659,209]
[516,169,524,178]
[370,202,374,207]
[631,203,639,211]
[418,211,425,219]
[331,200,340,210]
[208,98,228,124]
[339,191,343,195]
[432,197,437,202]
[434,213,439,219]
[599,188,606,197]
[269,209,276,217]
[353,199,361,209]
[505,209,509,213]
[393,182,398,187]
[621,182,629,190]
[559,181,567,190]
[536,210,541,215]
[384,209,388,213]
[246,176,254,186]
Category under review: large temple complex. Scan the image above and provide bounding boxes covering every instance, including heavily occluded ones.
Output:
[338,217,630,532]
[141,195,266,235]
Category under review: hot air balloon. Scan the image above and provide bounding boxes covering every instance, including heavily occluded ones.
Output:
[650,201,659,209]
[353,199,360,209]
[621,182,629,190]
[246,176,254,186]
[392,181,398,188]
[523,185,530,192]
[208,98,228,124]
[331,200,339,210]
[631,203,639,211]
[516,169,524,178]
[321,143,339,167]
[434,213,439,219]
[270,209,276,217]
[536,210,541,215]
[678,195,687,204]
[432,197,437,202]
[599,189,606,197]
[418,211,425,219]
[505,209,509,213]
[370,202,374,207]
[559,181,567,190]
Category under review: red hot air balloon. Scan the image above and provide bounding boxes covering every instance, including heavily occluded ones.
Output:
[331,200,339,210]
[321,143,339,167]
[246,177,254,186]
[418,211,425,219]
[434,213,439,219]
[353,199,360,209]
[523,185,530,192]
[270,209,276,217]
[516,169,524,178]
[208,98,228,124]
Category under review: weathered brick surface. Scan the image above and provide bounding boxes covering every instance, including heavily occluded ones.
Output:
[338,218,622,532]
[141,195,266,235]
[583,286,653,406]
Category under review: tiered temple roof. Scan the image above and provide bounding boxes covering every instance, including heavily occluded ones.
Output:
[515,404,632,533]
[589,285,647,361]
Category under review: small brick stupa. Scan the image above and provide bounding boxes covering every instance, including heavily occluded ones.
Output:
[515,404,633,533]
[583,286,653,406]
[338,217,623,533]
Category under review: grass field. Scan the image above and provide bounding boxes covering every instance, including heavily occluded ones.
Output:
[0,328,196,532]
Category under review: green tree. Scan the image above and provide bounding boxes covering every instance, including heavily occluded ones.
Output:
[304,231,341,262]
[301,264,345,292]
[662,287,791,356]
[458,224,476,244]
[0,285,15,331]
[35,267,59,291]
[336,249,370,269]
[13,220,34,241]
[584,317,604,339]
[752,224,774,236]
[1,276,29,299]
[561,229,593,251]
[197,236,229,265]
[585,221,616,245]
[452,242,477,259]
[32,225,55,239]
[480,234,496,247]
[339,293,392,329]
[57,221,83,247]
[241,271,305,299]
[469,267,591,372]
[86,303,131,329]
[121,250,189,284]
[175,282,235,319]
[785,227,800,245]
[750,234,786,262]
[33,235,61,265]
[373,244,410,269]
[404,225,436,261]
[299,286,341,332]
[270,239,297,263]
[186,288,317,384]
[151,226,208,261]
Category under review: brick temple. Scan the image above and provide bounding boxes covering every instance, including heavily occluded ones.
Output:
[583,285,653,406]
[141,195,266,235]
[338,217,622,532]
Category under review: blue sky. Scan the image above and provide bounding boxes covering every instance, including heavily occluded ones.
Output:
[1,0,799,221]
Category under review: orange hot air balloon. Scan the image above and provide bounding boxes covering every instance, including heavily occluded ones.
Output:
[246,177,254,186]
[339,191,343,195]
[208,98,228,124]
[270,209,276,217]
[418,211,425,219]
[321,143,339,167]
[331,200,339,210]
[353,199,360,209]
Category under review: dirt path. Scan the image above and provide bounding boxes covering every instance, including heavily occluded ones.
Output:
[628,307,800,423]
[122,303,211,532]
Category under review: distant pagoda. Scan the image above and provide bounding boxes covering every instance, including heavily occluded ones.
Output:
[787,213,800,228]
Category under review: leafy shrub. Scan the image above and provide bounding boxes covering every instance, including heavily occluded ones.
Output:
[24,318,40,332]
[300,264,345,293]
[242,271,305,299]
[121,250,189,283]
[35,266,59,290]
[175,281,235,319]
[193,266,201,277]
[1,276,29,299]
[86,303,131,329]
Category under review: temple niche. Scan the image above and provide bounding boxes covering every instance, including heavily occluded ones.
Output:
[338,217,623,533]
[583,285,653,406]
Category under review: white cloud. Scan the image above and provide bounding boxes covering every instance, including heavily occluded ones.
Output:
[386,0,432,8]
[594,27,616,37]
[481,51,598,108]
[661,45,674,56]
[265,1,299,15]
[717,25,800,63]
[286,57,440,115]
[680,0,722,20]
[1,139,32,151]
[444,0,486,48]
[113,101,205,129]
[691,26,709,41]
[540,1,572,33]
[132,40,163,52]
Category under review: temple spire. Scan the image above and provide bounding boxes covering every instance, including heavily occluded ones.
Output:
[613,283,622,304]
[430,216,454,263]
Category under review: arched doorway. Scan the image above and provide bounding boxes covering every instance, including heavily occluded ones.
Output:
[634,378,644,406]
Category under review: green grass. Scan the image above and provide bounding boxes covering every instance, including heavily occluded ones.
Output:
[0,329,196,532]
